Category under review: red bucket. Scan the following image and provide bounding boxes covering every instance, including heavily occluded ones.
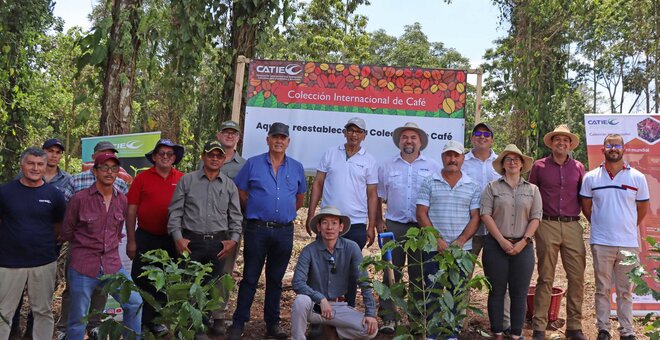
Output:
[526,286,565,321]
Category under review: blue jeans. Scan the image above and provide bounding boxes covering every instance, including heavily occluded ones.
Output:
[232,222,293,327]
[341,223,366,307]
[67,267,142,340]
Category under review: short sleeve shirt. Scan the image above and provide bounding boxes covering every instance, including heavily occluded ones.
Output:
[480,178,543,238]
[528,156,585,217]
[127,166,184,235]
[580,163,650,247]
[317,145,378,224]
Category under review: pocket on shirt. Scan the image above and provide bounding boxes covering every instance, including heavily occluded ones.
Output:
[388,171,403,188]
[80,214,98,232]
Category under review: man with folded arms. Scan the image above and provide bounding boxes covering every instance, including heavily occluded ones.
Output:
[530,125,587,340]
[167,140,243,338]
[291,206,378,340]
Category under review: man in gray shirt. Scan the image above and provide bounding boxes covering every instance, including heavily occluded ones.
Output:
[291,206,378,340]
[167,140,243,336]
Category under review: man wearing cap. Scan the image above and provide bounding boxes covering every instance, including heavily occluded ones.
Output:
[125,139,185,335]
[58,140,129,338]
[291,206,378,340]
[529,125,587,340]
[62,153,143,339]
[580,134,650,340]
[0,147,67,339]
[168,140,243,337]
[416,140,481,339]
[228,122,307,340]
[375,122,441,333]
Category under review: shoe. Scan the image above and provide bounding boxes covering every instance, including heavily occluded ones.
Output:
[619,335,637,340]
[210,318,226,335]
[194,333,212,340]
[307,324,323,339]
[493,333,505,340]
[532,330,545,340]
[597,330,612,340]
[150,323,169,337]
[9,323,21,339]
[227,324,244,340]
[379,320,396,334]
[87,327,100,340]
[566,329,587,340]
[55,330,66,340]
[265,323,288,339]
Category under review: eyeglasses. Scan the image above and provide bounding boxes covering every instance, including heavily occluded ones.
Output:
[346,128,365,135]
[96,165,120,173]
[604,144,623,149]
[503,157,522,164]
[328,256,337,274]
[157,151,175,158]
[473,131,492,138]
[221,130,239,136]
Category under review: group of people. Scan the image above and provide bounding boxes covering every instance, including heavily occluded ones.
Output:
[0,116,650,340]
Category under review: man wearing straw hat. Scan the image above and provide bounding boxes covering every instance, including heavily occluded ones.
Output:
[529,125,587,340]
[375,121,441,333]
[291,206,378,340]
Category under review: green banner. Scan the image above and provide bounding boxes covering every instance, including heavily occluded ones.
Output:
[81,132,162,162]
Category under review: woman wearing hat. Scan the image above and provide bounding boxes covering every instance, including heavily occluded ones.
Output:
[480,144,543,340]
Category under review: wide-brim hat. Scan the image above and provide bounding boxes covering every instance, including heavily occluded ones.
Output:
[145,138,184,165]
[392,122,429,150]
[492,144,534,175]
[543,124,579,150]
[309,206,351,236]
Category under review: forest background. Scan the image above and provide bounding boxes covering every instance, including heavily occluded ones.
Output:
[1,0,659,180]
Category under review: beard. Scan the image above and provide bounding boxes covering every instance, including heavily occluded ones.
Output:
[605,151,622,162]
[403,146,415,154]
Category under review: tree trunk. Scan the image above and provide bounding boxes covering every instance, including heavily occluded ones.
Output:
[100,0,142,136]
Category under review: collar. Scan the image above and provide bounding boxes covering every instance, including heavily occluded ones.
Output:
[548,154,573,166]
[197,168,224,181]
[264,152,288,166]
[312,237,345,252]
[339,143,365,156]
[431,171,473,185]
[87,182,118,197]
[599,161,630,170]
[465,149,497,161]
[394,152,428,164]
[496,176,529,186]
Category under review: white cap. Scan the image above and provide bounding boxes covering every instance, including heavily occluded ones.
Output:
[442,140,465,154]
[345,117,366,130]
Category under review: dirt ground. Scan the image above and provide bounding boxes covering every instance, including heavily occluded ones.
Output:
[10,209,653,339]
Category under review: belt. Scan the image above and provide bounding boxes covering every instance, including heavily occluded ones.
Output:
[327,297,346,302]
[182,229,224,241]
[247,219,293,228]
[505,237,523,243]
[542,215,580,222]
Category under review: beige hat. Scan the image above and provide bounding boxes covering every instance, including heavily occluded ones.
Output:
[391,122,429,150]
[492,144,534,175]
[309,206,351,236]
[442,140,465,154]
[543,124,579,150]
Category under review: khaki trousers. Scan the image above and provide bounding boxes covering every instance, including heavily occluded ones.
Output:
[0,262,57,340]
[291,295,376,340]
[532,220,586,331]
[591,244,638,336]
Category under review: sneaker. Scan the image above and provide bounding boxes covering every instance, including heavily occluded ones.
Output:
[150,323,169,337]
[307,324,323,339]
[566,329,587,340]
[532,330,545,340]
[597,330,612,340]
[379,320,396,334]
[87,327,100,340]
[619,335,637,340]
[55,330,66,340]
[227,324,244,340]
[210,318,226,335]
[265,323,288,339]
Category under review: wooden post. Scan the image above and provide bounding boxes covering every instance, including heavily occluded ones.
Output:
[467,68,484,123]
[231,55,251,123]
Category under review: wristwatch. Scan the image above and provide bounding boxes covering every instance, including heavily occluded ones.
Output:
[524,235,533,244]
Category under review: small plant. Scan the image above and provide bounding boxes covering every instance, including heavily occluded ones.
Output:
[361,226,489,339]
[623,236,660,340]
[94,249,233,339]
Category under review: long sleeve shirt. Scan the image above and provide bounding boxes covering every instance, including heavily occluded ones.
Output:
[292,238,377,317]
[167,170,243,242]
[62,185,127,278]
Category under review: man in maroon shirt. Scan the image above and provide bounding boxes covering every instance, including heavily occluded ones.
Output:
[125,139,184,336]
[62,153,143,340]
[529,125,587,340]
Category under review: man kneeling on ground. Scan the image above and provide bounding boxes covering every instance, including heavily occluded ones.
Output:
[291,206,378,340]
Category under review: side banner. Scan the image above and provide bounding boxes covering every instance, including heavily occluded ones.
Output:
[584,114,660,316]
[244,60,466,169]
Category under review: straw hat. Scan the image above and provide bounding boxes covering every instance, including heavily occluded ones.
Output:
[391,122,429,150]
[543,124,579,150]
[492,144,534,175]
[309,206,351,236]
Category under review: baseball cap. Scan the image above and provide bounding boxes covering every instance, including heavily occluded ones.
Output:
[42,138,65,151]
[472,122,494,137]
[219,120,241,133]
[93,141,119,154]
[344,117,366,131]
[268,122,289,137]
[203,140,225,154]
[442,140,465,154]
[94,153,120,166]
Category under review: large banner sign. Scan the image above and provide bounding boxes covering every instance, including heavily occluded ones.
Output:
[584,114,660,316]
[243,59,467,169]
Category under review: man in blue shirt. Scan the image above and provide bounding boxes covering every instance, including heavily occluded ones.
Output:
[227,122,307,340]
[291,206,378,340]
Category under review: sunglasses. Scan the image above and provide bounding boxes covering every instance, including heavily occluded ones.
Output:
[604,144,623,149]
[328,256,337,274]
[157,151,175,158]
[473,131,493,138]
[95,165,120,173]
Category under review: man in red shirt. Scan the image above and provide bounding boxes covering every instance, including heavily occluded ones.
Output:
[529,125,587,340]
[125,139,185,336]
